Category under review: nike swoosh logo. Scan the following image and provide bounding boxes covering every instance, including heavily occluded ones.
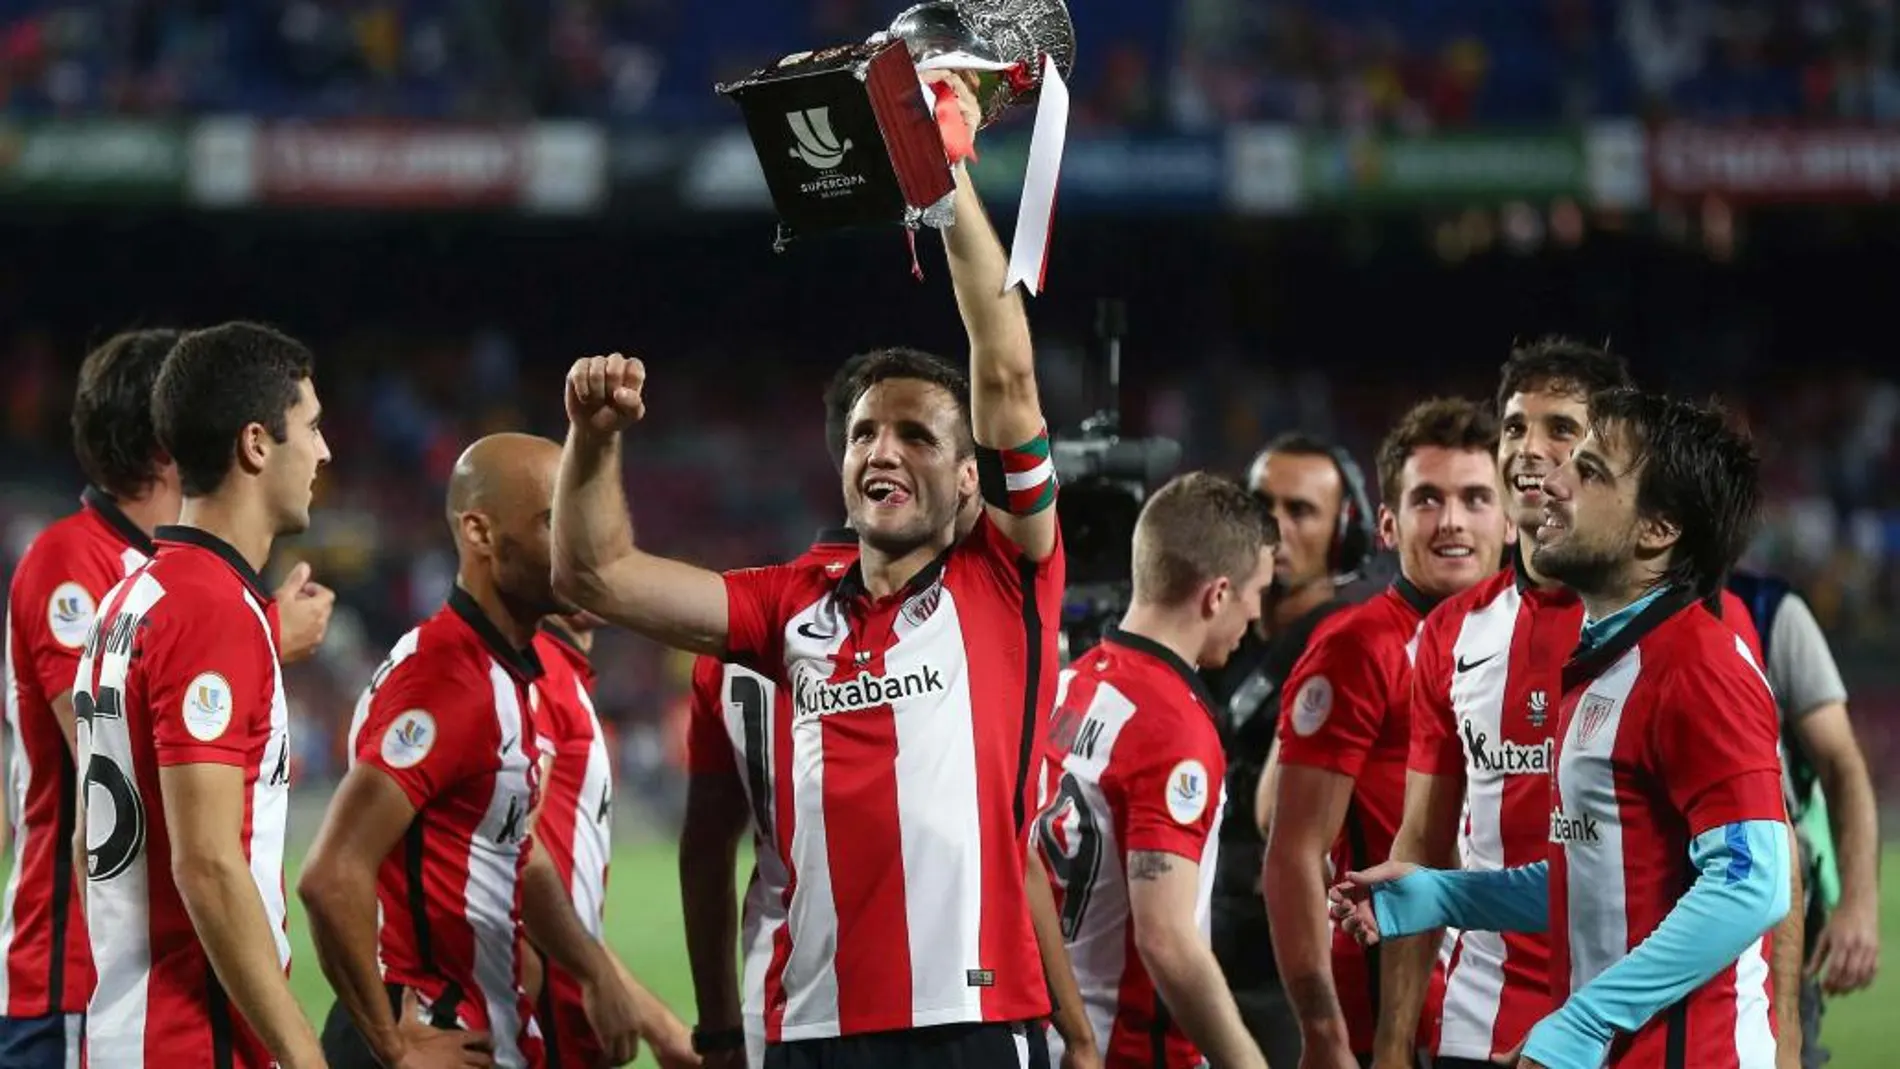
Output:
[797,621,831,641]
[1455,653,1499,673]
[501,734,518,753]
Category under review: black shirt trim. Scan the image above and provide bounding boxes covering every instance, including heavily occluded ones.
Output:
[81,486,156,557]
[1104,627,1222,718]
[448,586,544,681]
[1561,585,1699,692]
[1392,573,1441,617]
[153,525,270,601]
[832,544,952,605]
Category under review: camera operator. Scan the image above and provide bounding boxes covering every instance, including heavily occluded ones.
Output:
[1199,433,1376,1067]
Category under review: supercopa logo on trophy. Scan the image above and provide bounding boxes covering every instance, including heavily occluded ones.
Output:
[716,0,1075,293]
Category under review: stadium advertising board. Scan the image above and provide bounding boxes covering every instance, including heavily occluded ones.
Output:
[256,124,528,208]
[0,121,186,202]
[1651,126,1900,202]
[1302,132,1587,206]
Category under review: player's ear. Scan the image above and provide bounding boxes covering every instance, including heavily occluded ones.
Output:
[1377,504,1399,551]
[958,454,978,499]
[1635,509,1681,556]
[235,420,271,476]
[458,510,493,553]
[1201,576,1231,620]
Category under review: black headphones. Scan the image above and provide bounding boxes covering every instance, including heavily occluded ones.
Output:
[1326,446,1377,579]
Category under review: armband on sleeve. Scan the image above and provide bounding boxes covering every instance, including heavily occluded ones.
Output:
[976,427,1057,516]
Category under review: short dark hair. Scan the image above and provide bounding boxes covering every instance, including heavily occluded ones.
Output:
[1134,472,1279,605]
[823,352,878,471]
[1375,397,1500,506]
[839,347,974,458]
[153,322,315,497]
[1496,336,1634,415]
[72,328,182,500]
[1589,388,1762,598]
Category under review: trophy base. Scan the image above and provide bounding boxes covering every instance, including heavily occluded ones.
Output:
[718,39,957,238]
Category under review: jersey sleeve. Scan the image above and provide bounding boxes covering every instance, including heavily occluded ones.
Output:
[1112,698,1225,863]
[1408,607,1465,779]
[1650,639,1786,838]
[684,655,739,777]
[352,657,488,811]
[143,600,275,768]
[11,544,112,704]
[1276,618,1391,779]
[723,563,795,665]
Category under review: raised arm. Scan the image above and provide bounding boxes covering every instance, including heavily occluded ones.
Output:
[934,76,1057,562]
[552,354,728,655]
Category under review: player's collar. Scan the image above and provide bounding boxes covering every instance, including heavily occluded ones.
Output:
[81,485,155,557]
[1105,627,1223,719]
[1561,583,1699,692]
[812,524,857,547]
[833,542,951,605]
[449,585,545,681]
[153,524,270,601]
[1390,573,1440,618]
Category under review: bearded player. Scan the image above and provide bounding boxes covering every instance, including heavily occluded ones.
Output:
[1335,390,1790,1069]
[557,72,1066,1067]
[299,434,644,1069]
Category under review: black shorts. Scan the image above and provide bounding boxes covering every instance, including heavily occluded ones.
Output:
[320,983,470,1069]
[764,1022,1049,1069]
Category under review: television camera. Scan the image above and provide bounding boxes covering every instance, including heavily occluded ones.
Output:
[1052,298,1182,663]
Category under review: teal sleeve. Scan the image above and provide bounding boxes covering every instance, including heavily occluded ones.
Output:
[1370,861,1550,938]
[1522,820,1791,1069]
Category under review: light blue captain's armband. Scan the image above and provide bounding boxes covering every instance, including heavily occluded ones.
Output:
[1370,862,1550,939]
[1523,820,1791,1069]
[975,427,1056,515]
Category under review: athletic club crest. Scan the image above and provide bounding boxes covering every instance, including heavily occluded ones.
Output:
[1575,695,1615,745]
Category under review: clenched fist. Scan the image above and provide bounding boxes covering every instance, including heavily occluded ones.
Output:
[565,354,648,436]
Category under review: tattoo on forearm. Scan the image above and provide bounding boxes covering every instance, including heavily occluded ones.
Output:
[1127,851,1174,882]
[1288,974,1344,1023]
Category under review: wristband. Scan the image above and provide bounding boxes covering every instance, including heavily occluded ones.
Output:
[692,1027,746,1054]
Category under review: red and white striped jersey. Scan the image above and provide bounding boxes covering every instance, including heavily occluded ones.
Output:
[1275,577,1444,1057]
[527,626,612,1069]
[1411,563,1768,1060]
[721,514,1061,1042]
[75,527,293,1069]
[685,530,858,1061]
[2,488,150,1018]
[1032,629,1225,1069]
[1410,563,1574,1059]
[347,588,544,1069]
[1551,589,1783,1069]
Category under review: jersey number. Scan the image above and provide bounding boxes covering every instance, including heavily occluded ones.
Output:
[73,684,147,881]
[1034,772,1103,941]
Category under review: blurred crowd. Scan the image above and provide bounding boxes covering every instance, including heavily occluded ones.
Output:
[2,325,1896,805]
[3,0,1897,126]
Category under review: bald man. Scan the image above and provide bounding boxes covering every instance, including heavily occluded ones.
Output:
[298,434,644,1069]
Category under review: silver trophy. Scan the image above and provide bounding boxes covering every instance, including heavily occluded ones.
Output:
[882,0,1076,125]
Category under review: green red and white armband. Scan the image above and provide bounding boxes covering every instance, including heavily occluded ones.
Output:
[976,427,1058,515]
